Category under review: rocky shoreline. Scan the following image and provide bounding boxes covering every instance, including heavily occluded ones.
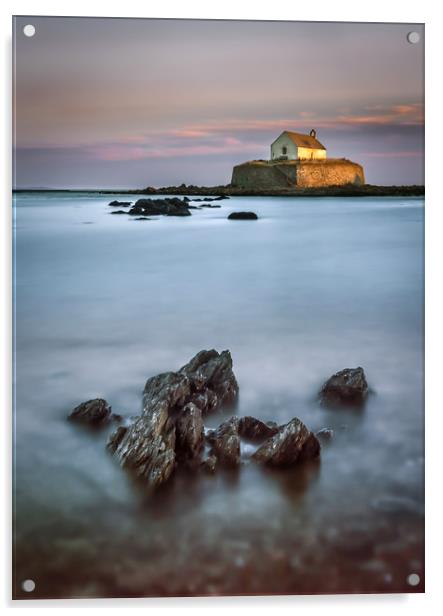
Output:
[15,184,424,197]
[68,349,369,490]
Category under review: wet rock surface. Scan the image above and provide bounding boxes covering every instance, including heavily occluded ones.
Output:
[107,350,239,487]
[108,200,132,206]
[175,403,205,466]
[206,417,241,467]
[228,211,258,220]
[252,417,320,467]
[319,367,369,408]
[68,398,114,425]
[238,416,279,441]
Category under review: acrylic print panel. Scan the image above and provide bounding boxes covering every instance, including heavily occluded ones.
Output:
[12,16,424,599]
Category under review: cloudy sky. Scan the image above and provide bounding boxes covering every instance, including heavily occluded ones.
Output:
[13,17,424,188]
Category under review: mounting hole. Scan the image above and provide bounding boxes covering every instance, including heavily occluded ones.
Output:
[407,573,420,586]
[21,579,35,592]
[23,24,35,37]
[407,31,420,44]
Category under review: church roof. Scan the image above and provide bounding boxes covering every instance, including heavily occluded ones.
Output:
[274,130,326,150]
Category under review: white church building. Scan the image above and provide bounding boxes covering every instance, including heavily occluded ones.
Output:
[271,129,327,161]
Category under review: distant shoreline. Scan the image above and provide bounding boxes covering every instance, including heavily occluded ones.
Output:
[13,184,425,197]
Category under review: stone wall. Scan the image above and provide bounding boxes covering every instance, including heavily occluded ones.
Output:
[231,159,365,189]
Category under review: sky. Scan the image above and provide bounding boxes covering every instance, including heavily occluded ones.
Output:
[13,17,424,188]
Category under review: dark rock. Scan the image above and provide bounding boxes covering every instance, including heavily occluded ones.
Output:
[201,454,218,473]
[319,367,369,408]
[179,349,239,413]
[316,428,334,442]
[128,197,191,218]
[68,398,112,425]
[238,416,280,441]
[175,402,204,465]
[111,413,124,423]
[228,212,258,220]
[207,417,241,467]
[108,200,132,206]
[134,217,151,221]
[252,417,320,467]
[200,204,221,208]
[107,425,128,453]
[107,349,239,487]
[110,210,128,215]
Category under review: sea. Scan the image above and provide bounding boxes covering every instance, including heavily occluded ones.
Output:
[13,191,424,598]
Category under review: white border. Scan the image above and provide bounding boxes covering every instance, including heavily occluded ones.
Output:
[2,1,442,614]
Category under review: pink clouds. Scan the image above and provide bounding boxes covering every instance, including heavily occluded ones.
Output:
[87,137,259,162]
[77,102,424,163]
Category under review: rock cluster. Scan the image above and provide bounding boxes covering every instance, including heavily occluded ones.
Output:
[106,350,321,488]
[128,197,192,217]
[107,350,239,487]
[68,355,370,491]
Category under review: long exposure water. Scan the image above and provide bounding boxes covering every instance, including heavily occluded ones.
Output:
[13,192,424,598]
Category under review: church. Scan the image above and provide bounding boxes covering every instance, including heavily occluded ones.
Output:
[231,128,365,189]
[271,129,327,161]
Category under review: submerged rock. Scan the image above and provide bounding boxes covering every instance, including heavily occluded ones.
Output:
[252,417,320,467]
[228,211,258,220]
[107,349,239,487]
[108,200,132,206]
[110,210,128,215]
[68,398,113,425]
[316,428,334,443]
[319,367,369,408]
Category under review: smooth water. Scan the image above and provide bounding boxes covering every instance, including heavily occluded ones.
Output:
[13,192,424,597]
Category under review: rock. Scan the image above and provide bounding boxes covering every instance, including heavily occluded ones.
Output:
[108,410,177,489]
[316,428,334,442]
[107,349,238,487]
[201,454,218,473]
[179,349,239,413]
[252,417,320,467]
[175,403,204,465]
[128,197,191,217]
[237,416,280,441]
[227,212,258,220]
[134,217,151,221]
[108,200,132,206]
[110,210,128,215]
[207,417,241,467]
[107,425,128,453]
[319,367,369,408]
[68,398,112,425]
